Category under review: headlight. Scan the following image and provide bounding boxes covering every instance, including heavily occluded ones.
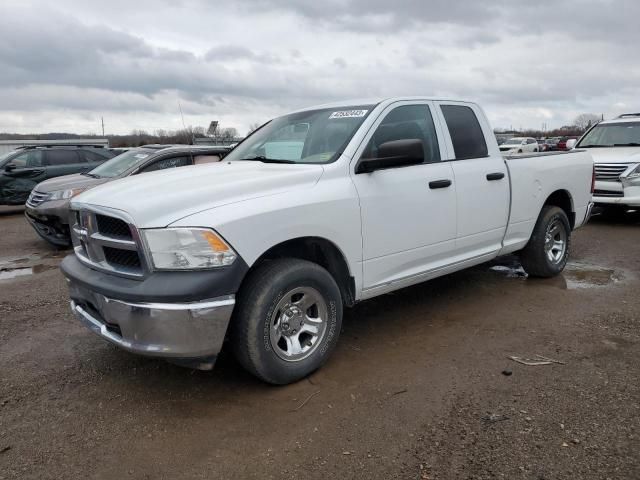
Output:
[628,164,640,178]
[49,188,86,200]
[143,228,237,270]
[621,164,640,187]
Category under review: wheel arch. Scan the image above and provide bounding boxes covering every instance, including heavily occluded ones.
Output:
[248,236,356,307]
[543,189,575,229]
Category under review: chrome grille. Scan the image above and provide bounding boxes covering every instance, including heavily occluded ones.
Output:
[71,208,145,278]
[593,189,624,198]
[26,190,50,208]
[594,163,632,181]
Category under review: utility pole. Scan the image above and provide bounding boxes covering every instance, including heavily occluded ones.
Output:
[101,117,105,137]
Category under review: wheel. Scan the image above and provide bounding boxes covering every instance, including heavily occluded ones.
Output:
[534,148,538,152]
[520,206,571,278]
[230,258,343,385]
[518,149,523,153]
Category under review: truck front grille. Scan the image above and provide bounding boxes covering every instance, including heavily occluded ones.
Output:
[96,214,132,239]
[71,208,145,278]
[594,163,632,181]
[26,190,50,208]
[103,246,142,269]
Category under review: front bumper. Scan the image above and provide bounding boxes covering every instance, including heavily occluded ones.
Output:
[67,278,235,366]
[25,200,72,247]
[593,181,640,207]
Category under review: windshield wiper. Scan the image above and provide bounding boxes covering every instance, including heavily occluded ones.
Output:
[240,156,296,164]
[613,143,640,147]
[579,145,613,148]
[81,172,101,178]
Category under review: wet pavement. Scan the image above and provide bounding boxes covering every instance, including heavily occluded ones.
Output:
[0,209,639,479]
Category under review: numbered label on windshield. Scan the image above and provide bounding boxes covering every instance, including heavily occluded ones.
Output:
[329,110,368,119]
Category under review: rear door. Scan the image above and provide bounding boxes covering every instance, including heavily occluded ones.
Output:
[436,102,510,259]
[350,101,457,294]
[43,149,88,179]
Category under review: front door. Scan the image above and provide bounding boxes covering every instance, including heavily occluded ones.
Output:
[350,102,457,294]
[0,150,46,204]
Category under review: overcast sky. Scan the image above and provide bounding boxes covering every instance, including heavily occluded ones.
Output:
[1,0,639,135]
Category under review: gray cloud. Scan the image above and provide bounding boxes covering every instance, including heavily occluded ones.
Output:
[0,1,639,134]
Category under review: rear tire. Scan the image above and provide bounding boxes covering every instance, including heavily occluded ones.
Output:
[520,206,571,278]
[230,258,343,385]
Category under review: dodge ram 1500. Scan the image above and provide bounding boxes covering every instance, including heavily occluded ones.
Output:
[60,97,594,384]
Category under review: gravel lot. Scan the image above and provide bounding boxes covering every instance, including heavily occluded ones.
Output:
[1,206,639,479]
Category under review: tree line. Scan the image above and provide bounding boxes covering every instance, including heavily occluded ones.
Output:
[495,113,602,138]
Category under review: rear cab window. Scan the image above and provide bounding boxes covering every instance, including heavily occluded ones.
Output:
[440,105,488,160]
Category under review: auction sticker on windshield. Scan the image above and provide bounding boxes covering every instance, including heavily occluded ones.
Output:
[329,110,368,119]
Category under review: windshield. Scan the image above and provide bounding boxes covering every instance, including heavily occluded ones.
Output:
[224,105,375,164]
[89,148,154,178]
[577,122,640,148]
[504,138,524,145]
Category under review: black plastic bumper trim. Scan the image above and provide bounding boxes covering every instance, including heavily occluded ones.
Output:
[60,253,249,303]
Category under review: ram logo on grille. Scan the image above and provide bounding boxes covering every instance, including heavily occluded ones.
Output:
[71,208,144,278]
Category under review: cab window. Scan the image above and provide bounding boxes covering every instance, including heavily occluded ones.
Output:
[441,105,488,160]
[362,105,441,163]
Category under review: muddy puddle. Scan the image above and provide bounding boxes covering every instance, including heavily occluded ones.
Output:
[0,252,65,282]
[488,257,627,290]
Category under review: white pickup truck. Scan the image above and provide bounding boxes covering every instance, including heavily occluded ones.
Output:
[61,97,594,384]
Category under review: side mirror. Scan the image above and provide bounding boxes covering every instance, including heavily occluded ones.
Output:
[356,139,424,174]
[4,164,16,173]
[566,139,577,149]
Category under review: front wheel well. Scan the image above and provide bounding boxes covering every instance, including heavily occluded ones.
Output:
[249,237,356,307]
[543,190,575,229]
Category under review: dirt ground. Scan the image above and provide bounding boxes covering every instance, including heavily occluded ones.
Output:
[1,206,639,480]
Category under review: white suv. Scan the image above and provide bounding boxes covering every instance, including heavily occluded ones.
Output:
[577,114,640,210]
[498,137,539,154]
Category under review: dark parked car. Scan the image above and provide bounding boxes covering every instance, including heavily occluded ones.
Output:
[0,145,116,205]
[25,144,231,247]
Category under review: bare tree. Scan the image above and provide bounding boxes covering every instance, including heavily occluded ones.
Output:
[573,114,601,132]
[247,122,261,136]
[220,127,238,141]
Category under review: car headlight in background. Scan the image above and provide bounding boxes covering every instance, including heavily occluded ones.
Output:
[48,188,87,200]
[143,228,237,270]
[621,164,640,187]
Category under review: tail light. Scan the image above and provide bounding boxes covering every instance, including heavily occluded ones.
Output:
[591,164,596,194]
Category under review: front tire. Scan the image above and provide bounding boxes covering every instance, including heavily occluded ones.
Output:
[520,206,571,278]
[230,258,343,385]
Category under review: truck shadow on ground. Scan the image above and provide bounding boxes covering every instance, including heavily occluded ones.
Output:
[77,253,584,401]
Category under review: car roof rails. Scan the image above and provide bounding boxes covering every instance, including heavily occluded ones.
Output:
[616,113,640,119]
[14,144,107,150]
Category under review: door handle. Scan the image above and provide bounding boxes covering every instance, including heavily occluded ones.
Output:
[486,172,505,181]
[429,179,452,189]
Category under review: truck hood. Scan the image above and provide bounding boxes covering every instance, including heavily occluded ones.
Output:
[587,147,640,164]
[35,173,109,193]
[72,161,324,228]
